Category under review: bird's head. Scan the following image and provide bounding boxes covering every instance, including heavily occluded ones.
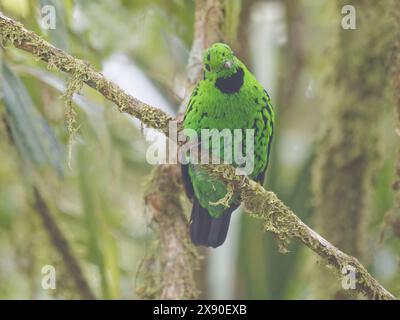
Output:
[203,43,239,79]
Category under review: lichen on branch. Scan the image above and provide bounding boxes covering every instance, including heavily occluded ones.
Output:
[0,12,173,136]
[0,11,396,300]
[205,164,395,300]
[62,69,88,168]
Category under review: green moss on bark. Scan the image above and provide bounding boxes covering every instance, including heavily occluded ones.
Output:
[0,13,173,136]
[205,164,395,299]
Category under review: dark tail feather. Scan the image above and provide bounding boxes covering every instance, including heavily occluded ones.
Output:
[207,210,233,248]
[190,199,234,248]
[190,199,212,246]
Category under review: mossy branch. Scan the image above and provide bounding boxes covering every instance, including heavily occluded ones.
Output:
[205,165,395,300]
[0,12,396,300]
[0,12,172,136]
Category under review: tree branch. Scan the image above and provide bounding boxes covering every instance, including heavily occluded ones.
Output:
[180,0,225,115]
[186,0,224,85]
[0,12,395,300]
[0,12,172,136]
[204,165,395,300]
[143,165,199,299]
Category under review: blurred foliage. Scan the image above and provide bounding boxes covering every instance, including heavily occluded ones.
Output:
[0,0,399,299]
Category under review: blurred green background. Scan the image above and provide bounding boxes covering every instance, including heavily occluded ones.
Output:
[0,0,399,299]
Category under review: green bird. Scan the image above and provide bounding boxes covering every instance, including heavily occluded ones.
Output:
[181,43,274,248]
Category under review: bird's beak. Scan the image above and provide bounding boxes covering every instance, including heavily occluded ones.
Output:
[223,61,233,70]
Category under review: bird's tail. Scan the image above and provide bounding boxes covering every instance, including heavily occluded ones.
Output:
[189,198,233,248]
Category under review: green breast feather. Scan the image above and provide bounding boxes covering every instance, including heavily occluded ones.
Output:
[182,43,274,247]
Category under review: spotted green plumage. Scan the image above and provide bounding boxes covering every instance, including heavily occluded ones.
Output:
[182,43,274,247]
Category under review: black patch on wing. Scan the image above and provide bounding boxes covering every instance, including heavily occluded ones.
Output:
[215,67,244,94]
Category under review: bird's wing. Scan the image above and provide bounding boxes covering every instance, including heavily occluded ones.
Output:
[181,84,201,199]
[254,88,274,185]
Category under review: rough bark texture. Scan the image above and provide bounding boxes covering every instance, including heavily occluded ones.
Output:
[142,165,199,299]
[0,10,396,300]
